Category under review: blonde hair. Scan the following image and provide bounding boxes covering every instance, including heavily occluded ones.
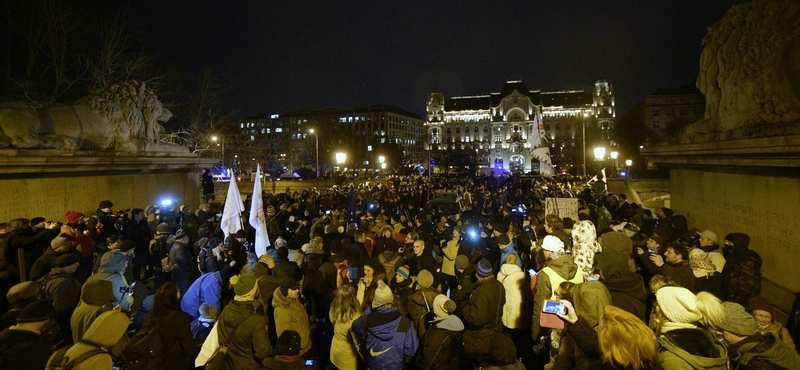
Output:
[329,284,361,324]
[649,274,678,294]
[505,253,518,266]
[598,306,659,370]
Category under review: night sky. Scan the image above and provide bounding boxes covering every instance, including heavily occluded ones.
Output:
[128,0,747,119]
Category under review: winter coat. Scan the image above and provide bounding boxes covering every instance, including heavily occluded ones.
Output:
[572,221,602,277]
[408,250,440,285]
[330,314,359,370]
[47,311,129,370]
[351,306,419,370]
[728,332,800,370]
[554,318,602,370]
[7,228,58,273]
[378,252,404,286]
[499,242,522,268]
[694,272,726,300]
[407,287,438,332]
[441,239,459,277]
[86,250,133,312]
[658,328,728,370]
[722,233,762,305]
[416,315,464,370]
[273,288,311,355]
[42,267,81,314]
[216,300,273,370]
[450,265,475,316]
[169,241,196,282]
[532,256,581,338]
[312,259,340,309]
[603,272,648,322]
[29,247,80,281]
[0,327,53,370]
[181,271,225,319]
[462,275,505,331]
[71,279,118,343]
[302,250,327,294]
[497,263,530,329]
[141,308,199,369]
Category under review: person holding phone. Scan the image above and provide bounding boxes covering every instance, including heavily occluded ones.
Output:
[636,242,695,291]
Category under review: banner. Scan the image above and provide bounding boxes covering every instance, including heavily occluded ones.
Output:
[545,197,579,221]
[220,170,244,239]
[249,164,270,257]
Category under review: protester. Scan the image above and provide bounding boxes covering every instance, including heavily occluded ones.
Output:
[273,278,311,357]
[0,300,55,370]
[328,284,360,370]
[46,310,129,370]
[716,302,800,369]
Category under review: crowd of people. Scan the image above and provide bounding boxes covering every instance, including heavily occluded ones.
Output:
[0,173,799,370]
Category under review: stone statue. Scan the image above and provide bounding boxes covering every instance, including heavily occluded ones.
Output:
[686,0,800,136]
[0,80,186,152]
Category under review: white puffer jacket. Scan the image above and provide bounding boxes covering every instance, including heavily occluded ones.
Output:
[497,263,531,329]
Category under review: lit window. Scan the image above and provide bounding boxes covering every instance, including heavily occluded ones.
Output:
[367,145,372,152]
[250,136,255,141]
[240,123,245,128]
[276,128,282,133]
[266,128,271,134]
[270,114,279,119]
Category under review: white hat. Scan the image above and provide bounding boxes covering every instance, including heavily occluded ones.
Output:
[542,235,565,252]
[656,286,701,324]
[697,230,719,244]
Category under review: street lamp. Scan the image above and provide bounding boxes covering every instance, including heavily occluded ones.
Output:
[378,155,385,164]
[610,151,619,175]
[309,129,319,179]
[625,159,633,166]
[211,135,225,167]
[610,151,618,160]
[380,163,386,169]
[593,147,606,160]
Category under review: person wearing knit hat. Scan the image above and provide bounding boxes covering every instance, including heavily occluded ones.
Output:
[416,297,465,369]
[416,269,434,289]
[231,274,258,299]
[408,270,438,336]
[0,299,56,370]
[455,255,470,272]
[156,222,170,234]
[432,294,457,320]
[98,200,113,210]
[461,256,506,363]
[717,303,774,355]
[532,232,584,340]
[541,235,565,252]
[351,279,419,370]
[747,296,797,353]
[476,258,493,278]
[598,231,633,257]
[64,211,84,225]
[656,289,729,369]
[273,277,311,356]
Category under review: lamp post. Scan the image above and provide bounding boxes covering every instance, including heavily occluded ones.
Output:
[610,151,619,176]
[582,112,590,176]
[335,152,347,173]
[593,147,606,175]
[309,129,319,179]
[625,159,633,179]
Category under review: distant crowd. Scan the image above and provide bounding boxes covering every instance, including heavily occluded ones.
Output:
[0,173,798,370]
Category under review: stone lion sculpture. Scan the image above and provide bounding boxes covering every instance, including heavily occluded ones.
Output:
[0,80,184,152]
[686,0,800,136]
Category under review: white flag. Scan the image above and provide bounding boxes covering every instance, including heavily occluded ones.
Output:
[529,114,553,176]
[220,170,244,239]
[249,165,270,257]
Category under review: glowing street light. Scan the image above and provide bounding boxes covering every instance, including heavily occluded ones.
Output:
[610,151,619,159]
[335,152,347,164]
[378,155,386,164]
[593,147,606,160]
[380,163,386,169]
[625,159,633,166]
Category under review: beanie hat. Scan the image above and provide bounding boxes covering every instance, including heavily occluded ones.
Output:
[599,231,633,257]
[718,302,758,336]
[396,265,410,279]
[697,230,719,244]
[56,253,80,268]
[746,296,774,316]
[230,274,258,297]
[118,240,135,253]
[16,299,54,323]
[64,211,83,224]
[494,224,507,234]
[267,205,276,214]
[649,235,663,246]
[656,287,723,327]
[417,270,434,289]
[455,255,470,271]
[433,294,456,319]
[198,303,217,319]
[276,330,302,356]
[279,278,300,297]
[50,236,71,249]
[30,217,46,227]
[234,230,246,238]
[6,282,39,305]
[174,229,188,239]
[372,280,394,308]
[476,258,493,277]
[275,237,287,248]
[497,234,511,246]
[156,222,170,234]
[542,235,565,252]
[277,247,289,260]
[98,200,113,209]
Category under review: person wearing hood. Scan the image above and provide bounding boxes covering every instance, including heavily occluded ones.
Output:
[86,250,133,312]
[196,274,272,369]
[595,250,648,322]
[722,232,762,305]
[0,300,55,370]
[551,281,612,370]
[169,229,196,295]
[532,236,584,341]
[416,295,464,370]
[572,221,602,278]
[497,234,522,269]
[41,253,81,341]
[716,302,800,370]
[273,278,311,356]
[497,254,530,334]
[46,310,129,369]
[275,246,302,282]
[747,296,796,353]
[652,286,727,369]
[71,279,118,343]
[351,280,419,370]
[377,248,404,287]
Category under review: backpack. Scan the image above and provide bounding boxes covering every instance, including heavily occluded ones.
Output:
[204,314,253,370]
[47,340,108,370]
[119,324,170,370]
[149,237,168,261]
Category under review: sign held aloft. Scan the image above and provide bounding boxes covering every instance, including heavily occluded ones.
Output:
[545,198,579,221]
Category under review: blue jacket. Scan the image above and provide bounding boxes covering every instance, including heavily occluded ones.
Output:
[180,271,224,318]
[352,306,419,370]
[500,242,522,268]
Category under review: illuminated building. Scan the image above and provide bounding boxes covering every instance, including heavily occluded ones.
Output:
[426,79,616,173]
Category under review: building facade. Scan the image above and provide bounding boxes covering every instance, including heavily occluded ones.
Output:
[644,85,705,141]
[426,79,616,174]
[236,106,424,176]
